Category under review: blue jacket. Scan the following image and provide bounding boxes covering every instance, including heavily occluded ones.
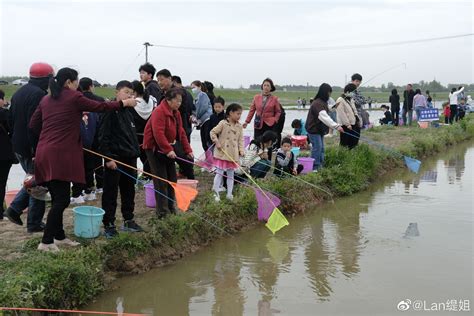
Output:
[195,91,212,123]
[80,112,99,149]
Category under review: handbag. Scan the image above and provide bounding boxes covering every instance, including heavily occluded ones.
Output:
[254,96,270,128]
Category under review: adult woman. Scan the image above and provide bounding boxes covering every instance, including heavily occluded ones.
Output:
[334,83,362,149]
[29,67,137,252]
[243,78,282,139]
[191,80,213,152]
[143,88,194,219]
[389,88,400,126]
[305,83,344,170]
[413,89,427,121]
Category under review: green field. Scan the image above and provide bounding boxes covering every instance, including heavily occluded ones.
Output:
[0,85,464,108]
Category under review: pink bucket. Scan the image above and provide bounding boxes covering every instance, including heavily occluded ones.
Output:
[144,183,155,208]
[244,135,251,148]
[177,179,199,189]
[297,157,315,174]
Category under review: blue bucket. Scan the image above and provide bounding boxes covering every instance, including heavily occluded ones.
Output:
[291,147,300,157]
[73,206,105,238]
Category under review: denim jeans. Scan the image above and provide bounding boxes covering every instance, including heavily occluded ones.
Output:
[9,154,45,229]
[308,133,324,170]
[250,159,271,178]
[402,109,413,126]
[415,106,425,121]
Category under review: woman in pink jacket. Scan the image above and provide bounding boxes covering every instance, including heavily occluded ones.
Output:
[243,78,282,140]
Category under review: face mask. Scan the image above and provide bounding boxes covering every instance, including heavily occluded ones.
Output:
[192,87,199,94]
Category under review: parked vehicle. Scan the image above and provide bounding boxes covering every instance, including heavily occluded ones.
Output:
[12,79,28,85]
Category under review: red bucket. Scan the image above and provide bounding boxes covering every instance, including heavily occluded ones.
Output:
[291,135,308,149]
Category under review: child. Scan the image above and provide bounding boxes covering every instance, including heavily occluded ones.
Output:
[458,98,466,120]
[291,118,308,136]
[443,102,451,124]
[98,81,142,238]
[379,105,393,125]
[274,137,303,177]
[208,96,226,143]
[242,130,277,179]
[71,78,103,204]
[210,103,244,201]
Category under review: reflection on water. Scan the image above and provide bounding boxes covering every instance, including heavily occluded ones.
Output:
[88,142,473,315]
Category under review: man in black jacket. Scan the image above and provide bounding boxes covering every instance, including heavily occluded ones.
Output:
[5,62,53,232]
[139,63,162,101]
[98,80,142,238]
[172,75,195,141]
[403,84,415,126]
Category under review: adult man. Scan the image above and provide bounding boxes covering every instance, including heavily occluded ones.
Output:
[5,62,53,232]
[351,73,370,127]
[139,63,162,101]
[403,84,415,126]
[157,70,194,179]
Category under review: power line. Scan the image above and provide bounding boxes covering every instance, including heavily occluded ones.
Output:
[147,33,472,53]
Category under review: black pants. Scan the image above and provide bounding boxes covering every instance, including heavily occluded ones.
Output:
[254,123,276,160]
[146,150,176,216]
[449,104,457,124]
[391,107,400,126]
[200,120,211,152]
[42,180,70,244]
[0,161,12,215]
[340,125,360,149]
[71,152,97,197]
[176,158,195,179]
[101,157,136,226]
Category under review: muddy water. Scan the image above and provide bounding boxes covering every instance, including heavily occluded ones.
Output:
[88,142,473,316]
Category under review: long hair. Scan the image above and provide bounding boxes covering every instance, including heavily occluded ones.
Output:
[131,80,150,103]
[49,67,78,99]
[315,83,332,102]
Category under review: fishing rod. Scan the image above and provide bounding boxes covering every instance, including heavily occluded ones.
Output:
[361,63,407,87]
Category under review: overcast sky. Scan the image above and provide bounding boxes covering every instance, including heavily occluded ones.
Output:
[0,0,472,88]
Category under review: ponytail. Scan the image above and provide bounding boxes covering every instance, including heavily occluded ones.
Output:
[49,67,78,99]
[132,80,149,103]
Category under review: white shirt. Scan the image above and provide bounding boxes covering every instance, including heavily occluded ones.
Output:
[449,87,464,105]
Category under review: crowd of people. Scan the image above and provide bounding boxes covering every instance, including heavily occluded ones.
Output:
[0,63,470,252]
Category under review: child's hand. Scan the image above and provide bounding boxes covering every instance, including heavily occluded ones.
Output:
[215,141,222,149]
[286,151,292,158]
[292,168,297,175]
[239,150,244,156]
[106,161,117,170]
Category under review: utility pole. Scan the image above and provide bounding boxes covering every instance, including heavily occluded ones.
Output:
[306,82,309,100]
[143,42,152,63]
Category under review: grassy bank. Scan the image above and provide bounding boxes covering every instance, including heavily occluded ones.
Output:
[1,117,474,309]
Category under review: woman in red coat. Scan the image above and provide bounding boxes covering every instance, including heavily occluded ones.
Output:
[243,78,282,139]
[143,88,193,219]
[29,67,137,252]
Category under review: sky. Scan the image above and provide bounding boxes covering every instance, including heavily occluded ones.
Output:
[0,0,472,88]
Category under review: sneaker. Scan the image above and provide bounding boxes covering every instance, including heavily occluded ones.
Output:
[122,220,144,232]
[226,194,234,201]
[217,186,226,192]
[5,207,23,226]
[37,243,60,253]
[104,225,119,239]
[95,188,103,194]
[27,225,45,233]
[54,238,80,247]
[70,195,85,204]
[214,191,221,202]
[83,192,96,201]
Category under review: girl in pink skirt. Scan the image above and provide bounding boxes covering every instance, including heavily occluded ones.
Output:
[210,103,244,201]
